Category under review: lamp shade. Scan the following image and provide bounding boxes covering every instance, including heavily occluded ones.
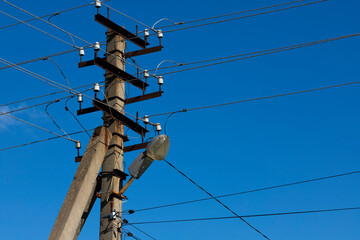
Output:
[145,135,170,160]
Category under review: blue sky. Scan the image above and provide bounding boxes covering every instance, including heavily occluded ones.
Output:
[1,0,360,239]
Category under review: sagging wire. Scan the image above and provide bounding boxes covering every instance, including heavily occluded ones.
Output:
[64,96,91,138]
[42,57,71,89]
[45,100,71,140]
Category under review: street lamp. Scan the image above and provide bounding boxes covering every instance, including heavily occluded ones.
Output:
[118,135,170,196]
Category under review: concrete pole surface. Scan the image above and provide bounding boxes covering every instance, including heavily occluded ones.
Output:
[48,126,111,240]
[99,31,126,240]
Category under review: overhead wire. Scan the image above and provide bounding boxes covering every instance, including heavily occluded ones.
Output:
[45,100,71,139]
[0,0,326,72]
[125,224,157,240]
[133,169,360,213]
[0,109,77,142]
[0,0,111,30]
[161,0,328,35]
[128,206,360,225]
[0,128,95,152]
[43,57,71,89]
[102,3,153,30]
[64,96,92,138]
[0,57,138,119]
[149,80,360,118]
[157,0,307,29]
[164,160,271,240]
[1,1,158,79]
[158,33,360,76]
[2,32,359,121]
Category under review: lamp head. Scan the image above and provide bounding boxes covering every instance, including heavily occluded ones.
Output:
[145,135,170,160]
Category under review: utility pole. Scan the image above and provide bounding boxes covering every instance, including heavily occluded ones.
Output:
[49,7,165,239]
[99,31,126,240]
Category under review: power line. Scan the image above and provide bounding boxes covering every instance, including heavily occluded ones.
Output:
[164,160,271,240]
[137,0,327,39]
[163,0,327,34]
[0,10,75,47]
[102,3,153,30]
[149,80,360,117]
[0,128,95,152]
[0,110,77,142]
[2,1,157,78]
[125,224,157,240]
[150,33,359,73]
[0,0,325,72]
[128,206,360,225]
[133,169,360,213]
[0,83,95,107]
[0,57,138,119]
[43,57,71,89]
[159,33,360,76]
[64,96,92,138]
[157,0,307,29]
[0,1,111,30]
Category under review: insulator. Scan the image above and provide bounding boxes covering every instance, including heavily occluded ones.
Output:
[143,115,149,124]
[144,29,150,37]
[144,69,149,79]
[157,30,163,38]
[77,94,83,103]
[94,83,100,92]
[158,76,164,85]
[95,0,101,8]
[75,141,81,149]
[79,47,85,56]
[156,123,162,132]
[94,42,100,51]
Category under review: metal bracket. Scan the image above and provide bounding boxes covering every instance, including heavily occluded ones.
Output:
[100,169,129,181]
[95,14,149,48]
[92,100,149,137]
[94,57,148,90]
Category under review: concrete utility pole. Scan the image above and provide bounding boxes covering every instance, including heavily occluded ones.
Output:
[48,126,111,240]
[99,30,126,240]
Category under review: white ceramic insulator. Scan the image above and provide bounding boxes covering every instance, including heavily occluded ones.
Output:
[94,83,100,92]
[158,76,164,85]
[77,94,83,103]
[156,123,162,131]
[79,47,85,56]
[76,141,81,149]
[95,0,101,8]
[143,115,149,124]
[157,30,163,38]
[144,70,149,78]
[144,29,150,37]
[94,42,100,51]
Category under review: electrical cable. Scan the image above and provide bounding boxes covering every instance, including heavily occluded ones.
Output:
[0,128,95,152]
[0,1,111,30]
[133,169,360,213]
[2,1,158,79]
[164,159,271,240]
[159,33,360,76]
[126,224,157,240]
[45,100,71,139]
[149,80,360,118]
[128,206,360,225]
[162,0,328,35]
[43,57,71,89]
[0,0,305,72]
[0,109,77,142]
[0,10,75,47]
[155,0,307,30]
[0,58,138,119]
[64,96,91,138]
[102,3,153,30]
